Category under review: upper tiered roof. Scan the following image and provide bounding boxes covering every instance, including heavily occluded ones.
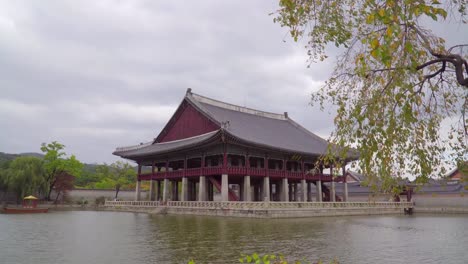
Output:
[113,89,358,161]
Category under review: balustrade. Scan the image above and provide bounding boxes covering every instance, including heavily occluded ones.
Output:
[105,200,414,209]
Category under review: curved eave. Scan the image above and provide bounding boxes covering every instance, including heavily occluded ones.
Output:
[113,130,221,160]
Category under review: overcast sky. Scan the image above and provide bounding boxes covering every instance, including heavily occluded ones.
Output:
[0,1,466,164]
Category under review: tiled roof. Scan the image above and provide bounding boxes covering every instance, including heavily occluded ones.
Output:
[346,170,365,182]
[114,90,359,160]
[113,130,219,158]
[188,92,358,158]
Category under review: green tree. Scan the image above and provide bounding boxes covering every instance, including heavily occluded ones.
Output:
[75,170,100,188]
[94,177,116,189]
[0,160,11,195]
[0,157,47,202]
[41,141,83,200]
[91,162,136,198]
[110,161,137,199]
[458,160,468,182]
[274,0,468,190]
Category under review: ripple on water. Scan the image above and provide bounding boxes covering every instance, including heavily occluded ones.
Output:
[1,213,468,264]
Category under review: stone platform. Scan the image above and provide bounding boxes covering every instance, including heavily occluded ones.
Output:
[104,201,413,218]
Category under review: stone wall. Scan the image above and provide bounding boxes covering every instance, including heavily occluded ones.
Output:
[60,189,149,202]
[412,194,468,213]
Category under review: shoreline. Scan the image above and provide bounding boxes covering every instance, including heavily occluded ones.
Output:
[5,203,468,217]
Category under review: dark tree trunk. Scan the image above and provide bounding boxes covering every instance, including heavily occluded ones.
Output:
[54,191,61,204]
[115,185,121,200]
[46,179,57,201]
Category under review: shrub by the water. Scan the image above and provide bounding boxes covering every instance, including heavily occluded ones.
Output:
[76,198,88,206]
[187,253,339,264]
[95,196,106,206]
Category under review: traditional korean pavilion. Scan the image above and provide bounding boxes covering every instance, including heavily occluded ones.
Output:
[113,89,358,202]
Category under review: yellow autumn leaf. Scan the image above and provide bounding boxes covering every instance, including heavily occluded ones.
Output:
[386,27,392,37]
[378,9,385,17]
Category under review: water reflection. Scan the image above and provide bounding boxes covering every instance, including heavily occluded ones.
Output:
[1,212,467,264]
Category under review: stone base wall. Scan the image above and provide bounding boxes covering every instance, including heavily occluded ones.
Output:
[104,201,411,218]
[163,207,405,218]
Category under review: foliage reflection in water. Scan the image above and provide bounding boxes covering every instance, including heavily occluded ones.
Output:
[1,211,468,264]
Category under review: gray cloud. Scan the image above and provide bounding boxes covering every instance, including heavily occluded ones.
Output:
[0,1,466,164]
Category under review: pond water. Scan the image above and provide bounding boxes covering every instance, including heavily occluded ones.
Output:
[0,211,467,264]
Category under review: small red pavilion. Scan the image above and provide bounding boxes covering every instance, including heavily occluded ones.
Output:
[113,89,358,202]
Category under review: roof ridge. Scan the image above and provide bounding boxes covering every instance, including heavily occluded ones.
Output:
[115,141,153,152]
[188,92,287,120]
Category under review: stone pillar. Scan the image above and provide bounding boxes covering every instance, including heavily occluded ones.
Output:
[221,174,229,201]
[301,179,307,202]
[344,182,348,202]
[162,179,169,202]
[316,180,322,202]
[135,180,141,201]
[181,177,188,201]
[282,178,289,202]
[263,177,270,202]
[342,166,348,202]
[243,175,251,201]
[198,176,207,201]
[331,180,336,202]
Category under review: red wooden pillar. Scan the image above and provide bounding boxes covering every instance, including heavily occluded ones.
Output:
[183,156,187,177]
[151,162,155,177]
[264,154,268,176]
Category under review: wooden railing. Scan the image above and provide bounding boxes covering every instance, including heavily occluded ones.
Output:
[138,167,344,182]
[105,200,414,209]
